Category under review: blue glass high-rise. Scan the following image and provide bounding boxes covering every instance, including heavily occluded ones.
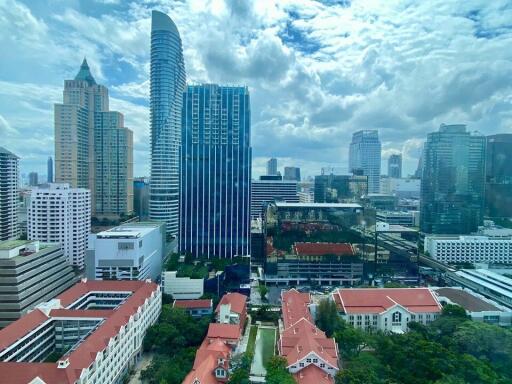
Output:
[180,85,251,258]
[149,10,186,238]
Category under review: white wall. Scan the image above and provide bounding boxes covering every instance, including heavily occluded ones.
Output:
[161,271,204,299]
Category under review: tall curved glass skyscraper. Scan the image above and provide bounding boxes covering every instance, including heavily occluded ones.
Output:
[149,10,186,238]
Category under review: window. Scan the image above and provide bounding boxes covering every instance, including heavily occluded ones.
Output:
[392,311,402,323]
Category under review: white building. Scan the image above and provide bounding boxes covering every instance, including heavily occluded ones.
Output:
[332,288,442,333]
[161,271,204,299]
[28,183,90,268]
[376,211,420,227]
[87,222,165,281]
[251,179,299,219]
[380,177,420,199]
[0,280,161,384]
[349,130,381,193]
[0,147,19,241]
[424,235,512,264]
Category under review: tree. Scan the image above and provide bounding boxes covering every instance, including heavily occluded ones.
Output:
[335,353,384,384]
[265,357,296,384]
[441,304,468,318]
[316,298,342,336]
[258,284,269,300]
[334,325,369,359]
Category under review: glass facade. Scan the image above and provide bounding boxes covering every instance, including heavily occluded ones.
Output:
[149,10,186,237]
[485,134,512,218]
[349,130,381,193]
[180,85,251,258]
[420,124,486,234]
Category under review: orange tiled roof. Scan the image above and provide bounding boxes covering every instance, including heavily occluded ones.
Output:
[173,299,213,309]
[294,364,335,384]
[281,289,312,329]
[215,292,247,315]
[206,323,241,341]
[182,338,231,384]
[293,242,354,256]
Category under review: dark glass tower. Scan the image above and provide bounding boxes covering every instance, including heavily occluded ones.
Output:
[149,10,186,238]
[180,85,251,258]
[420,124,486,234]
[485,134,512,218]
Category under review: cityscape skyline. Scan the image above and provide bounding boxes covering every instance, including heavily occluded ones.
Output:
[2,1,512,179]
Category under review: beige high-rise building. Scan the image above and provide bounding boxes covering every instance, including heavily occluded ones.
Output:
[55,58,133,217]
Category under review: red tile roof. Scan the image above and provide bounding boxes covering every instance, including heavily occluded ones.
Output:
[281,289,312,329]
[173,299,213,309]
[206,323,241,341]
[215,292,247,316]
[182,339,231,384]
[49,309,115,318]
[333,288,442,314]
[0,362,68,384]
[294,364,335,384]
[293,242,354,256]
[0,280,159,384]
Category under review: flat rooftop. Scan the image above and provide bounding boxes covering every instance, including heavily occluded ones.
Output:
[97,223,160,239]
[435,288,500,312]
[274,202,362,208]
[0,240,31,251]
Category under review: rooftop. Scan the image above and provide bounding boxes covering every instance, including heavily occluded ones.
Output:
[294,242,354,257]
[0,240,31,251]
[274,202,362,208]
[434,288,500,312]
[173,299,213,309]
[281,289,312,329]
[215,292,247,316]
[206,323,241,341]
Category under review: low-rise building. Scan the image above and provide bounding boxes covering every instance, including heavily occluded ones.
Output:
[376,211,419,227]
[434,287,512,326]
[332,288,442,333]
[0,240,77,328]
[215,292,247,327]
[0,279,161,384]
[424,235,512,264]
[173,299,213,318]
[353,243,390,263]
[161,271,204,299]
[86,222,165,281]
[279,289,339,383]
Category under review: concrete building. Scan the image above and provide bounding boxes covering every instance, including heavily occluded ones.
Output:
[376,211,419,227]
[380,177,420,199]
[420,124,486,234]
[180,85,251,259]
[173,299,213,318]
[86,222,165,281]
[266,158,278,176]
[0,280,161,384]
[434,287,512,327]
[28,172,38,186]
[446,269,512,309]
[332,288,442,332]
[251,178,299,219]
[298,190,314,203]
[27,183,91,268]
[47,156,53,183]
[485,134,512,218]
[314,174,368,203]
[388,154,402,178]
[279,289,339,383]
[0,147,19,241]
[284,166,301,181]
[133,177,149,220]
[94,111,133,217]
[0,240,77,328]
[361,193,398,211]
[349,130,381,193]
[161,271,204,299]
[424,235,512,264]
[149,11,186,237]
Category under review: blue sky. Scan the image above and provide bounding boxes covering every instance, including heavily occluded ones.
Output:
[1,0,512,179]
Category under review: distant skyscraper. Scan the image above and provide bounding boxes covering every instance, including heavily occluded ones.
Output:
[180,85,251,258]
[251,178,299,219]
[149,10,186,238]
[0,146,19,241]
[47,156,53,183]
[420,124,486,234]
[349,130,381,193]
[388,154,402,178]
[28,172,38,186]
[414,150,423,179]
[28,183,91,268]
[266,158,278,176]
[55,59,133,217]
[485,134,512,218]
[134,177,150,220]
[283,166,301,181]
[94,111,133,216]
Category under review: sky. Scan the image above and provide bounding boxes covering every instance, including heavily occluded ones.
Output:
[1,0,512,180]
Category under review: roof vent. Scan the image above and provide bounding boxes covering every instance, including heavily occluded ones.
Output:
[57,358,70,368]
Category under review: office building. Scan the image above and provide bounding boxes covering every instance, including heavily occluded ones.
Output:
[149,10,186,237]
[388,154,402,178]
[27,183,90,268]
[332,288,442,332]
[361,193,397,210]
[279,289,339,383]
[180,85,251,258]
[266,158,278,176]
[0,147,19,241]
[47,156,53,183]
[420,124,486,234]
[134,177,150,220]
[251,178,299,219]
[349,130,381,193]
[0,240,77,328]
[28,172,38,186]
[424,235,512,264]
[284,166,301,181]
[380,177,420,199]
[94,111,134,216]
[0,280,161,384]
[55,58,133,217]
[485,134,512,218]
[86,222,165,281]
[314,174,367,203]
